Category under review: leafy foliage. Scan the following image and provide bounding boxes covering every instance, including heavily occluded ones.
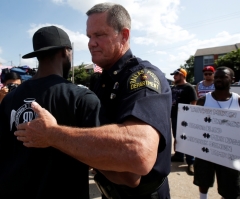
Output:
[180,55,195,84]
[68,63,93,86]
[215,49,240,70]
[215,49,240,82]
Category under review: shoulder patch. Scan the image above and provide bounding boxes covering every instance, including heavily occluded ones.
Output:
[128,69,161,93]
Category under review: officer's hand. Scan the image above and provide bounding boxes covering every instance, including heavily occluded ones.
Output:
[14,101,57,148]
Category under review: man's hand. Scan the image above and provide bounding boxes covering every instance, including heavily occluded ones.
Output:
[14,101,58,148]
[1,86,9,93]
[0,87,8,102]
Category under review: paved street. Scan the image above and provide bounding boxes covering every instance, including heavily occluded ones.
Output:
[89,152,221,199]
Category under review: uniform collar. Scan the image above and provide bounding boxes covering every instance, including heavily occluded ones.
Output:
[103,49,133,79]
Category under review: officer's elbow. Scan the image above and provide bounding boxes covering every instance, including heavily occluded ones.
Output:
[138,135,159,175]
[131,141,158,176]
[123,121,159,175]
[136,151,157,176]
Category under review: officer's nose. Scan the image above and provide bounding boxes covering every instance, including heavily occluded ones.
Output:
[88,37,98,48]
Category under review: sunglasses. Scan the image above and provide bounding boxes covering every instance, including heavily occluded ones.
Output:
[204,73,213,76]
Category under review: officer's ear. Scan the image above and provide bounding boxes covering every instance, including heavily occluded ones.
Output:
[121,28,130,44]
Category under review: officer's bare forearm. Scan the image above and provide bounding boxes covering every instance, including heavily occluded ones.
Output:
[48,118,160,175]
[99,170,141,187]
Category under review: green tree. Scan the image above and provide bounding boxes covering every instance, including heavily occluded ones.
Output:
[215,49,240,82]
[215,49,240,70]
[180,55,195,84]
[68,63,93,86]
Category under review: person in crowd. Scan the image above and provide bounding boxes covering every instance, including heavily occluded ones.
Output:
[170,68,197,175]
[0,72,21,103]
[15,3,172,199]
[0,26,101,198]
[194,66,240,199]
[196,65,215,98]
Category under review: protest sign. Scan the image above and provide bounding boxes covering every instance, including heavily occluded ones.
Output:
[176,103,240,171]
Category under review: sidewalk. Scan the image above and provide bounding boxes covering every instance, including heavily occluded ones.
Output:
[89,157,221,199]
[168,160,220,199]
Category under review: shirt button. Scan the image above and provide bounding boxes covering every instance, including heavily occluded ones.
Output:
[113,71,118,75]
[110,93,116,99]
[113,82,119,89]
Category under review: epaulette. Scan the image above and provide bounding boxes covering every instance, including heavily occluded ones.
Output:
[124,56,140,68]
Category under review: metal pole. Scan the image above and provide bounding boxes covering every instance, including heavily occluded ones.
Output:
[19,54,21,66]
[72,42,74,83]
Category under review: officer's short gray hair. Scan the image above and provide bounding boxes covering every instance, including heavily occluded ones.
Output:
[86,3,131,33]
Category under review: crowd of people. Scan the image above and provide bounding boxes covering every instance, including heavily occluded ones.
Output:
[0,72,22,103]
[0,2,239,199]
[169,66,240,199]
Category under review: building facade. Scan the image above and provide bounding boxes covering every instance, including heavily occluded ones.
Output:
[194,43,240,84]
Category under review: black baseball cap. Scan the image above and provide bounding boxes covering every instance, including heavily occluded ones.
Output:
[22,26,72,59]
[170,68,187,77]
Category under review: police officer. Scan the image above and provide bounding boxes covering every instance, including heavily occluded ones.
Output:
[15,3,172,199]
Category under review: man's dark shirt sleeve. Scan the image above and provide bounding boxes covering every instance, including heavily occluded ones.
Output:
[188,84,198,102]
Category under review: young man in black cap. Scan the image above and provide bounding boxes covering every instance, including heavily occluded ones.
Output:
[0,26,101,198]
[170,68,197,175]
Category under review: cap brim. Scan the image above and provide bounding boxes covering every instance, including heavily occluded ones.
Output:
[22,46,67,59]
[202,69,214,72]
[170,72,176,75]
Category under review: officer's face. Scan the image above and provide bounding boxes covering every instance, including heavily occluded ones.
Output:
[87,12,124,70]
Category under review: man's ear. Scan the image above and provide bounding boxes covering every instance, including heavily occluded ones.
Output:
[61,48,68,58]
[121,28,130,44]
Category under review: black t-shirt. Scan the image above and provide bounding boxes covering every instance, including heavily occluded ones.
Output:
[94,49,172,195]
[171,83,197,118]
[0,75,101,199]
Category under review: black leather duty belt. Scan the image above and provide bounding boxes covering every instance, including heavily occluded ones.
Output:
[94,172,166,199]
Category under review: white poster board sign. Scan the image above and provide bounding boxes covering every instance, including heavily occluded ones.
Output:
[176,103,240,171]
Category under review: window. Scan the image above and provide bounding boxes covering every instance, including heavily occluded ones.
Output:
[203,55,214,65]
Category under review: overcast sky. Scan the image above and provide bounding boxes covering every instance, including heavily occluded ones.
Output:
[0,0,240,79]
